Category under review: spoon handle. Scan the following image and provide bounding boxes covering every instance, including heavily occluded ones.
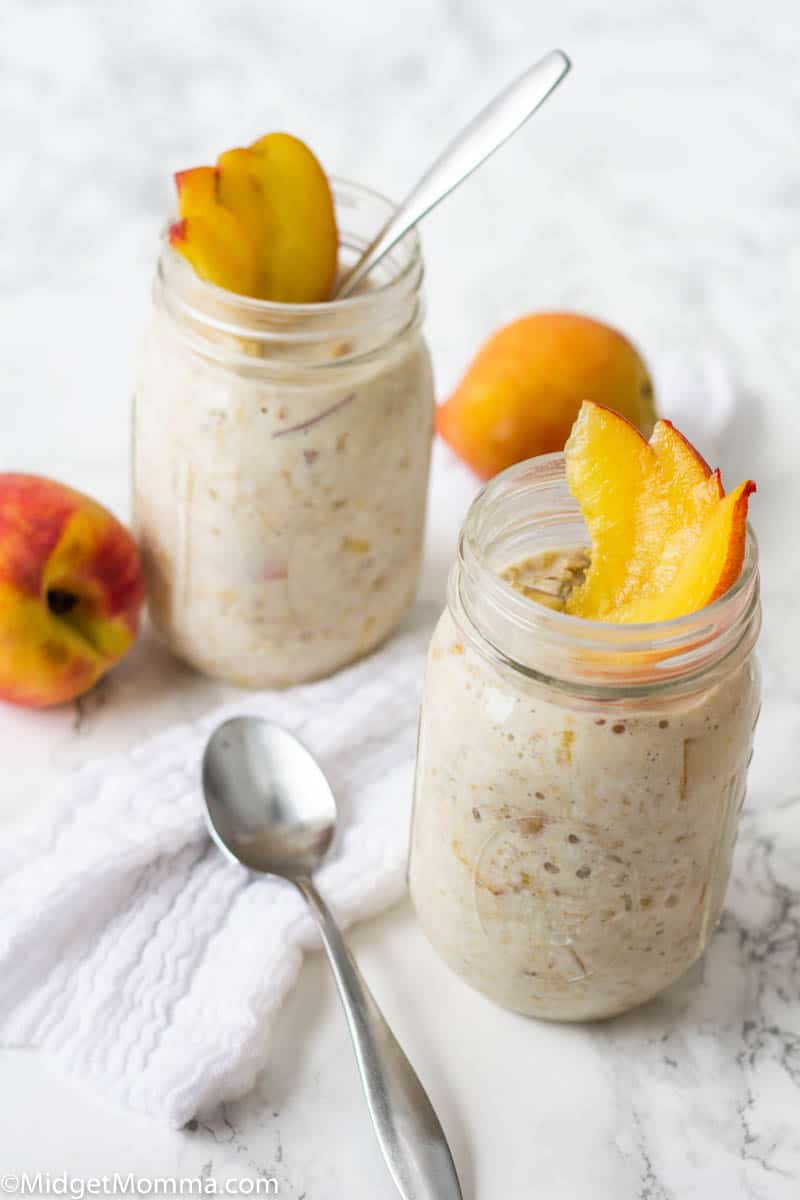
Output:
[334,48,570,299]
[295,877,462,1200]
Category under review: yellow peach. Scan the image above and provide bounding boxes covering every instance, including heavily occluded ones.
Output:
[174,166,219,213]
[437,313,656,480]
[564,402,755,623]
[168,214,260,296]
[248,132,338,303]
[168,133,338,303]
[215,148,270,262]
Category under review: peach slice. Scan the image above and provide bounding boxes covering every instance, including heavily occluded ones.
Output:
[169,133,338,303]
[248,132,338,303]
[564,401,754,623]
[168,215,260,297]
[216,148,271,257]
[612,481,756,624]
[172,164,262,294]
[175,166,219,213]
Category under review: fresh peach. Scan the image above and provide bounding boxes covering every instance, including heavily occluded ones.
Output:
[169,132,338,303]
[172,163,262,293]
[437,313,657,479]
[0,475,145,707]
[564,401,755,623]
[175,166,219,213]
[248,132,338,303]
[169,214,260,297]
[216,148,271,259]
[614,481,756,624]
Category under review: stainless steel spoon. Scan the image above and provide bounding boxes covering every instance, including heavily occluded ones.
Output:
[202,716,462,1200]
[333,48,571,298]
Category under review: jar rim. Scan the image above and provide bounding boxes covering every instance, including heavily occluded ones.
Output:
[156,177,424,358]
[452,453,761,698]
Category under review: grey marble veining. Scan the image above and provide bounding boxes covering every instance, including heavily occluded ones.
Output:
[1,0,799,1196]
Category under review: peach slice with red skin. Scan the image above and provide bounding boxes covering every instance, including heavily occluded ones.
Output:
[171,165,262,295]
[168,133,338,303]
[564,401,754,623]
[174,166,218,212]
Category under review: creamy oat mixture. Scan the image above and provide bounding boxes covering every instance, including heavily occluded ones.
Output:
[133,318,434,686]
[502,547,589,610]
[409,548,759,1020]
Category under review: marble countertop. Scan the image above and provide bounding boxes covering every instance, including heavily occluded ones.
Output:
[2,0,799,1195]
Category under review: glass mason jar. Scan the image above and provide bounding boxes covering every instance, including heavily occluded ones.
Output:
[409,455,761,1021]
[133,181,434,686]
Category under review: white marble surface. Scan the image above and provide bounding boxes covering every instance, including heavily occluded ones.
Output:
[2,0,800,1195]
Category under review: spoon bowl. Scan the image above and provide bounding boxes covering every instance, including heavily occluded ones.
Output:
[203,717,335,877]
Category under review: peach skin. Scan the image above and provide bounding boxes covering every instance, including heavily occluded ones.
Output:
[0,475,145,708]
[437,313,656,479]
[563,401,755,623]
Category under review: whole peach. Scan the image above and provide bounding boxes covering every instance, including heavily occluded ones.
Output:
[0,474,145,707]
[437,313,657,480]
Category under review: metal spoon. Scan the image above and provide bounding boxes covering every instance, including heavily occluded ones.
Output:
[333,48,571,298]
[202,716,463,1200]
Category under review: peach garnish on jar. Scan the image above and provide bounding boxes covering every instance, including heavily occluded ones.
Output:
[169,133,338,303]
[564,400,755,623]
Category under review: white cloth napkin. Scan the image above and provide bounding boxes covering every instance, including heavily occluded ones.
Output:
[0,349,735,1126]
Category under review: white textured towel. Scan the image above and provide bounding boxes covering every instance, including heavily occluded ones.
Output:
[0,349,734,1126]
[0,630,430,1126]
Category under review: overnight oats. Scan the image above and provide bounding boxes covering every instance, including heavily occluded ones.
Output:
[133,177,434,686]
[410,410,760,1021]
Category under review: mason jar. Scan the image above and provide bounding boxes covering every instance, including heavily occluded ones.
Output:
[409,455,761,1021]
[133,181,434,687]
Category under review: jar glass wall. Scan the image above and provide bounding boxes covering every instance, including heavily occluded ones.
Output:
[409,455,761,1021]
[133,180,434,687]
